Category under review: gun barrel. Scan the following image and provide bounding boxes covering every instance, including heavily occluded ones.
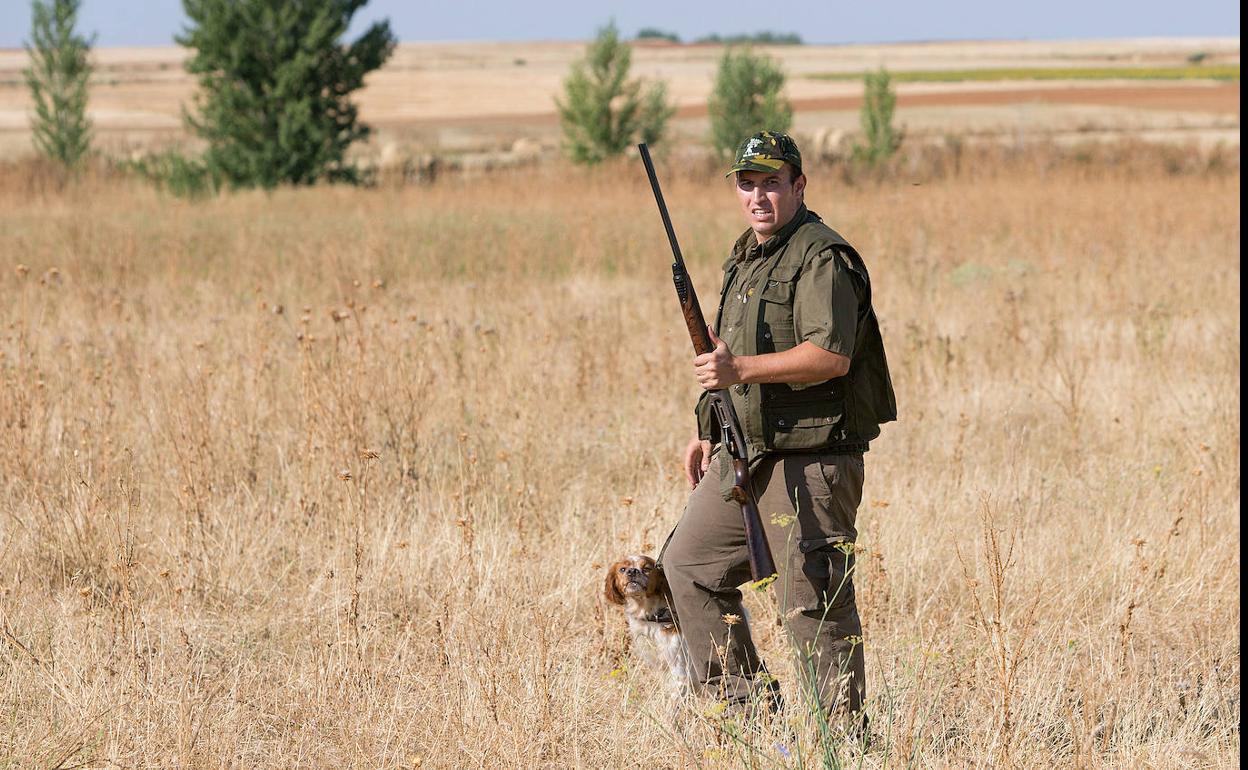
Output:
[639,143,714,356]
[639,144,778,585]
[637,144,686,269]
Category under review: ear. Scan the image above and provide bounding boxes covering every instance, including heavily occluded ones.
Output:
[603,564,625,605]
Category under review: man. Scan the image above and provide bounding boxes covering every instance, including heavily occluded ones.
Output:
[659,131,896,731]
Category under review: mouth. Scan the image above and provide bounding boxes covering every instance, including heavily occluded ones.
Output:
[624,579,645,592]
[751,208,773,220]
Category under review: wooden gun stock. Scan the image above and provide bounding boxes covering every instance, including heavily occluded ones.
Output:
[638,143,778,585]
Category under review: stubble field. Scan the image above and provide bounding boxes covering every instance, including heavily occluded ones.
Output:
[0,141,1239,768]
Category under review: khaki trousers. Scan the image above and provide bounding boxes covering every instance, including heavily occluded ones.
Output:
[659,449,866,719]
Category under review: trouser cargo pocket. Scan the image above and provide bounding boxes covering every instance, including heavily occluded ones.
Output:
[792,536,856,616]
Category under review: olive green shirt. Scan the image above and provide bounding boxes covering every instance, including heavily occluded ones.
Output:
[718,211,860,366]
[697,205,896,460]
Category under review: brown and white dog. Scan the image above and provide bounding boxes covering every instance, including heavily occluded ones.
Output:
[603,554,690,697]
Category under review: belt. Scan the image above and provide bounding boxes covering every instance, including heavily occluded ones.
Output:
[823,441,870,455]
[763,441,869,460]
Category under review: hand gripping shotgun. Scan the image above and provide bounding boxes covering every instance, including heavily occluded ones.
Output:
[638,143,778,587]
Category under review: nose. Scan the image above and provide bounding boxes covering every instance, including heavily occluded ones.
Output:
[625,567,642,578]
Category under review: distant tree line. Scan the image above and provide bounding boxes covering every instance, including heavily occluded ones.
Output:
[696,31,803,45]
[635,27,680,43]
[634,29,804,45]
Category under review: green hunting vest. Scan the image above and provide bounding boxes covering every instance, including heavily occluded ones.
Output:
[696,206,897,463]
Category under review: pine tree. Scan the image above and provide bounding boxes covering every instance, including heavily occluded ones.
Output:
[177,0,396,188]
[854,68,902,166]
[24,0,94,168]
[707,46,793,159]
[555,21,674,165]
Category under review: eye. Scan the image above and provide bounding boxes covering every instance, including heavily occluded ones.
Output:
[642,565,652,572]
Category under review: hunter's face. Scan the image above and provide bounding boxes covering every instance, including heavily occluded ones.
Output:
[735,165,806,242]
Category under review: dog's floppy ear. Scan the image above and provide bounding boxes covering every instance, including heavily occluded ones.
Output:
[603,563,625,605]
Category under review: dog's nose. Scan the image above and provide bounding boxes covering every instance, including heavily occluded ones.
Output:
[625,567,642,578]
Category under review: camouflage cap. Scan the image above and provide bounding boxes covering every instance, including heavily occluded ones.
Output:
[725,130,803,177]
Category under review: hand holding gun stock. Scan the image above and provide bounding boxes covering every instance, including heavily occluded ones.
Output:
[637,143,778,587]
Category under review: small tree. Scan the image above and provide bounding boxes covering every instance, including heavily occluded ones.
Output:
[24,0,94,168]
[177,0,396,188]
[707,46,793,159]
[854,67,902,166]
[556,21,674,165]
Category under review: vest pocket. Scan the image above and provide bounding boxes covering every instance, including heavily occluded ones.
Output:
[758,267,799,351]
[759,275,795,303]
[761,398,845,451]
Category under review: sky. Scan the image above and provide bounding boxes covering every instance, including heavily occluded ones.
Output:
[0,0,1240,49]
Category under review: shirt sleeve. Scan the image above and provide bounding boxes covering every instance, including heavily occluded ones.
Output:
[793,247,859,358]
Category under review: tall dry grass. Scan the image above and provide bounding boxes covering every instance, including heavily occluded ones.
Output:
[0,144,1239,768]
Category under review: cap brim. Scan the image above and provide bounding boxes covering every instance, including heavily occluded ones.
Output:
[724,156,788,177]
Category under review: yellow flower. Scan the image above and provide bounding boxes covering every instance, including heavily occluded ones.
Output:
[769,511,796,527]
[721,613,742,626]
[749,574,778,591]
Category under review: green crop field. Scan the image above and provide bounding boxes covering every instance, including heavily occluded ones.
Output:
[807,64,1240,83]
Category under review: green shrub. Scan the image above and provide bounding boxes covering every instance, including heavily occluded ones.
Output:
[24,0,93,169]
[809,64,1239,82]
[177,0,396,189]
[555,21,675,164]
[853,68,901,167]
[118,149,219,198]
[707,46,793,159]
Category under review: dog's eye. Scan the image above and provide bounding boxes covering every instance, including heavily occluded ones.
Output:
[618,567,626,573]
[643,565,652,572]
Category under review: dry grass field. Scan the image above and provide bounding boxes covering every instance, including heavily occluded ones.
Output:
[0,139,1239,768]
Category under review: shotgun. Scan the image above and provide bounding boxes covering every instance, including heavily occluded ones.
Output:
[637,143,778,586]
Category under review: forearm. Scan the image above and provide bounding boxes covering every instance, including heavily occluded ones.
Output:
[735,341,850,384]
